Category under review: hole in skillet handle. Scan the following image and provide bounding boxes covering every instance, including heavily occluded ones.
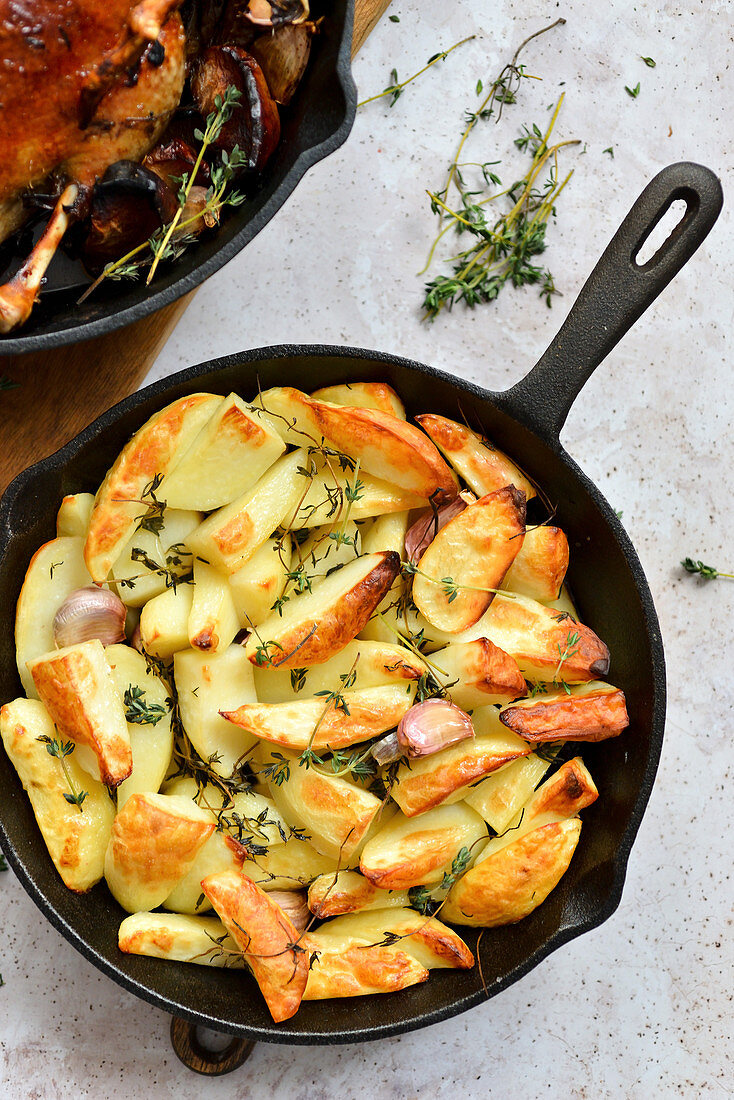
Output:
[634,196,691,268]
[170,1016,256,1076]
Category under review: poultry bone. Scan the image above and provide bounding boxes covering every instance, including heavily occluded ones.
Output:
[0,0,186,333]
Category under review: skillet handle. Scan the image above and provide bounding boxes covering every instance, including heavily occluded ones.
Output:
[497,161,723,443]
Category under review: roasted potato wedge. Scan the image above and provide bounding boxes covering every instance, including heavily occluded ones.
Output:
[253,638,425,703]
[522,756,599,820]
[267,752,383,861]
[118,911,244,967]
[174,644,258,776]
[224,682,415,752]
[0,698,115,891]
[186,448,309,574]
[310,381,406,420]
[412,487,526,633]
[359,802,487,890]
[499,681,629,742]
[241,833,337,890]
[188,558,240,653]
[243,551,401,669]
[29,640,132,787]
[139,582,194,660]
[255,387,458,501]
[228,535,291,629]
[358,510,410,643]
[436,638,526,709]
[463,752,555,834]
[56,493,95,538]
[201,867,309,1022]
[84,393,223,582]
[302,935,428,1000]
[106,643,173,808]
[415,413,536,501]
[164,831,248,914]
[104,793,215,913]
[158,393,286,511]
[307,870,411,917]
[291,461,425,528]
[313,907,474,970]
[111,508,200,609]
[419,593,611,683]
[502,524,569,602]
[15,536,95,698]
[390,705,531,817]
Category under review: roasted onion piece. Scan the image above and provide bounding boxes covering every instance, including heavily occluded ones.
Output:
[251,23,314,105]
[78,162,178,273]
[144,137,211,192]
[191,46,281,171]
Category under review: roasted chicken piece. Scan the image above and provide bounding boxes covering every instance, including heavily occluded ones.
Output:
[0,0,186,332]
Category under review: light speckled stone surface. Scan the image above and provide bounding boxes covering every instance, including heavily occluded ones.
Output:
[1,1,733,1095]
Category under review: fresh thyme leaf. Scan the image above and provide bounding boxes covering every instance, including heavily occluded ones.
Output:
[48,561,64,580]
[389,13,400,21]
[290,668,308,693]
[681,557,733,580]
[603,146,615,157]
[123,684,169,726]
[261,753,291,786]
[36,733,88,812]
[640,56,656,67]
[408,884,440,916]
[625,82,641,98]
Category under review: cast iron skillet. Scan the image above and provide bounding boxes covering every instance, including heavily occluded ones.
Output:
[0,0,356,357]
[0,162,722,1050]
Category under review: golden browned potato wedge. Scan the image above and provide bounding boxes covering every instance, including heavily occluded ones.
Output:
[267,752,383,861]
[163,831,248,914]
[391,705,530,817]
[415,413,536,501]
[29,640,132,787]
[201,867,309,1023]
[253,638,425,704]
[412,487,526,633]
[302,935,428,1000]
[158,393,286,511]
[0,698,115,892]
[118,912,245,967]
[421,593,610,683]
[104,793,215,913]
[223,682,415,752]
[442,757,598,927]
[106,644,173,809]
[188,559,240,653]
[499,681,629,743]
[139,582,194,660]
[174,645,258,776]
[164,776,289,851]
[545,584,580,620]
[292,462,425,529]
[463,752,555,834]
[256,387,458,501]
[313,907,475,970]
[358,510,410,643]
[228,535,291,629]
[441,817,582,927]
[242,834,336,890]
[111,508,201,609]
[56,493,95,538]
[307,870,411,917]
[185,448,309,574]
[502,525,569,602]
[310,381,406,419]
[243,551,401,670]
[15,535,94,698]
[436,638,526,709]
[359,802,486,890]
[84,393,223,582]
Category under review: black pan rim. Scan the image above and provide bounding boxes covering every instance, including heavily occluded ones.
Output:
[0,343,667,1045]
[0,3,358,358]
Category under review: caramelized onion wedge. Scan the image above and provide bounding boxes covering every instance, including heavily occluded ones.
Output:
[79,161,178,273]
[192,46,281,170]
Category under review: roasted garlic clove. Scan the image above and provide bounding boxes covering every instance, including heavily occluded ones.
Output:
[396,699,474,758]
[251,23,314,105]
[53,586,127,649]
[268,889,310,933]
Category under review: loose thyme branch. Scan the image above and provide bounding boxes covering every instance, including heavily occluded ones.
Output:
[357,36,475,108]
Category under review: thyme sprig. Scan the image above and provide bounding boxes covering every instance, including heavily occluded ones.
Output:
[78,86,247,301]
[681,557,734,581]
[123,685,169,726]
[552,629,580,688]
[36,733,88,811]
[400,559,513,602]
[357,36,475,108]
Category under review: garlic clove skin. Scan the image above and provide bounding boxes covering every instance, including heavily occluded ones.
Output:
[405,490,476,564]
[269,889,310,932]
[370,731,403,766]
[396,699,474,758]
[53,586,127,649]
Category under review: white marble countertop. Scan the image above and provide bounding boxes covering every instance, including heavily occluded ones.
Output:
[1,0,732,1095]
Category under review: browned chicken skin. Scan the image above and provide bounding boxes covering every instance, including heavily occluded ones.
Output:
[0,0,185,331]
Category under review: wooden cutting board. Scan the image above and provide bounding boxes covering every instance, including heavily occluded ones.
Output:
[0,0,391,496]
